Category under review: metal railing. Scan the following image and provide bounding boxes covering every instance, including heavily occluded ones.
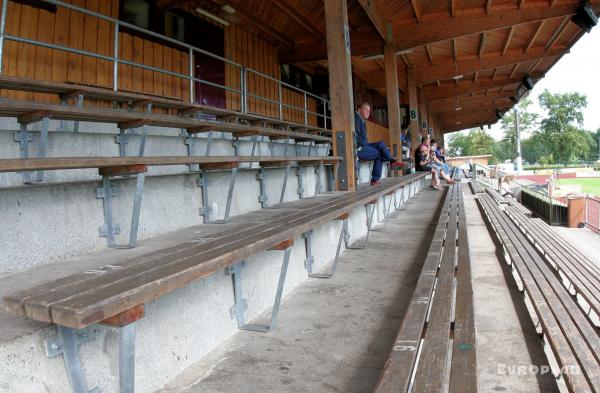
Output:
[473,164,567,225]
[0,0,331,128]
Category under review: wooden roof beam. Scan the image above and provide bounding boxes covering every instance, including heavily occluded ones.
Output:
[424,74,541,101]
[479,32,486,58]
[392,4,586,50]
[410,0,422,23]
[449,0,456,17]
[358,0,390,42]
[442,117,498,132]
[426,44,434,64]
[453,38,458,61]
[509,63,520,77]
[486,0,493,15]
[545,16,571,49]
[210,0,294,49]
[270,0,322,40]
[414,46,565,85]
[282,4,592,63]
[526,20,545,52]
[502,26,515,55]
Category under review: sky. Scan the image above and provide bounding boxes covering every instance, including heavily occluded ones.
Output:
[446,25,600,143]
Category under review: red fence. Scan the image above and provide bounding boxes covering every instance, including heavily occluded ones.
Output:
[585,196,600,232]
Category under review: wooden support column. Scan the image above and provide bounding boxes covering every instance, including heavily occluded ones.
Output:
[384,42,401,158]
[419,89,429,138]
[325,0,356,191]
[407,66,420,153]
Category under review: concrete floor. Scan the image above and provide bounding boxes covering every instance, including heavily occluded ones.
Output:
[552,226,600,268]
[156,186,562,393]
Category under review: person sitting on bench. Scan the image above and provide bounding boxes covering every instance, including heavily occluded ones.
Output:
[354,102,405,186]
[415,144,442,190]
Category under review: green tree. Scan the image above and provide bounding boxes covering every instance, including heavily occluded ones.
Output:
[537,90,589,164]
[446,132,472,157]
[446,128,496,158]
[498,98,539,162]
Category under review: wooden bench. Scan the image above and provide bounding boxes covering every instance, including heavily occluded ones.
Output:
[477,193,600,392]
[0,76,329,135]
[0,155,340,246]
[0,98,331,144]
[374,183,477,393]
[3,172,427,393]
[503,203,600,328]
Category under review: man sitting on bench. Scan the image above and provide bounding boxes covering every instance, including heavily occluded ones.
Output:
[355,102,405,186]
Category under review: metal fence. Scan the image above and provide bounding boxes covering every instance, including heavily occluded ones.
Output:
[0,0,331,127]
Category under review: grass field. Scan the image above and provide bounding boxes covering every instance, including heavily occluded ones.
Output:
[556,178,600,196]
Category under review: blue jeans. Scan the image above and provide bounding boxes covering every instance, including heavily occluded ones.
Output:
[357,141,395,181]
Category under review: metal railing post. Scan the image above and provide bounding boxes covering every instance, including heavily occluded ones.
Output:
[189,47,194,103]
[278,81,283,120]
[323,99,327,129]
[112,22,120,91]
[241,66,247,113]
[0,0,8,74]
[303,92,308,125]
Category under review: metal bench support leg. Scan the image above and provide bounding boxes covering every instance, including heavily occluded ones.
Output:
[116,127,128,157]
[119,323,136,393]
[34,116,50,182]
[303,220,346,279]
[46,326,100,393]
[250,134,258,157]
[15,122,33,183]
[97,173,146,248]
[232,136,240,156]
[204,168,237,224]
[315,164,323,196]
[296,167,304,199]
[227,246,292,333]
[257,168,269,208]
[73,94,84,133]
[205,131,213,156]
[346,203,376,249]
[197,170,211,221]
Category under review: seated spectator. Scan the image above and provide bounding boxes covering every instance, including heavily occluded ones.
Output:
[429,148,456,184]
[500,176,514,197]
[430,140,452,176]
[355,102,406,186]
[401,129,411,159]
[415,144,442,190]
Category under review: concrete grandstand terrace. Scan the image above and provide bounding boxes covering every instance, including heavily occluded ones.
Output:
[1,0,600,392]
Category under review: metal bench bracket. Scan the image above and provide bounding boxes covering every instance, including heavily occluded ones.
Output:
[303,219,346,279]
[198,168,238,223]
[15,116,50,183]
[96,173,146,248]
[226,246,292,332]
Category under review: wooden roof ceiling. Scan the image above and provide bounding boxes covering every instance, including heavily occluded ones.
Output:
[162,0,600,133]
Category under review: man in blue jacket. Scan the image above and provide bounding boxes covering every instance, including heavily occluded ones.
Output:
[355,102,405,186]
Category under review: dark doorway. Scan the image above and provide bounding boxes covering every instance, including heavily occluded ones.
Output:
[184,16,226,108]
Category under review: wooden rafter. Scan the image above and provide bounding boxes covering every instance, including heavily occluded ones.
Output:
[526,20,545,52]
[518,0,526,8]
[479,32,486,58]
[509,63,520,77]
[474,71,479,83]
[270,0,322,40]
[358,0,390,42]
[210,0,294,49]
[486,0,493,15]
[410,0,422,23]
[491,67,499,80]
[449,0,456,17]
[424,75,540,101]
[527,58,543,74]
[452,38,458,61]
[426,44,434,64]
[545,16,570,49]
[283,5,583,63]
[502,26,515,55]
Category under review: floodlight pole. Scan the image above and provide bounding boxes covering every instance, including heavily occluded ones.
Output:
[515,107,523,174]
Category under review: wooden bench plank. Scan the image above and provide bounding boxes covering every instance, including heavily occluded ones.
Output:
[449,185,477,393]
[5,174,427,328]
[412,186,459,393]
[375,186,453,393]
[0,156,339,173]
